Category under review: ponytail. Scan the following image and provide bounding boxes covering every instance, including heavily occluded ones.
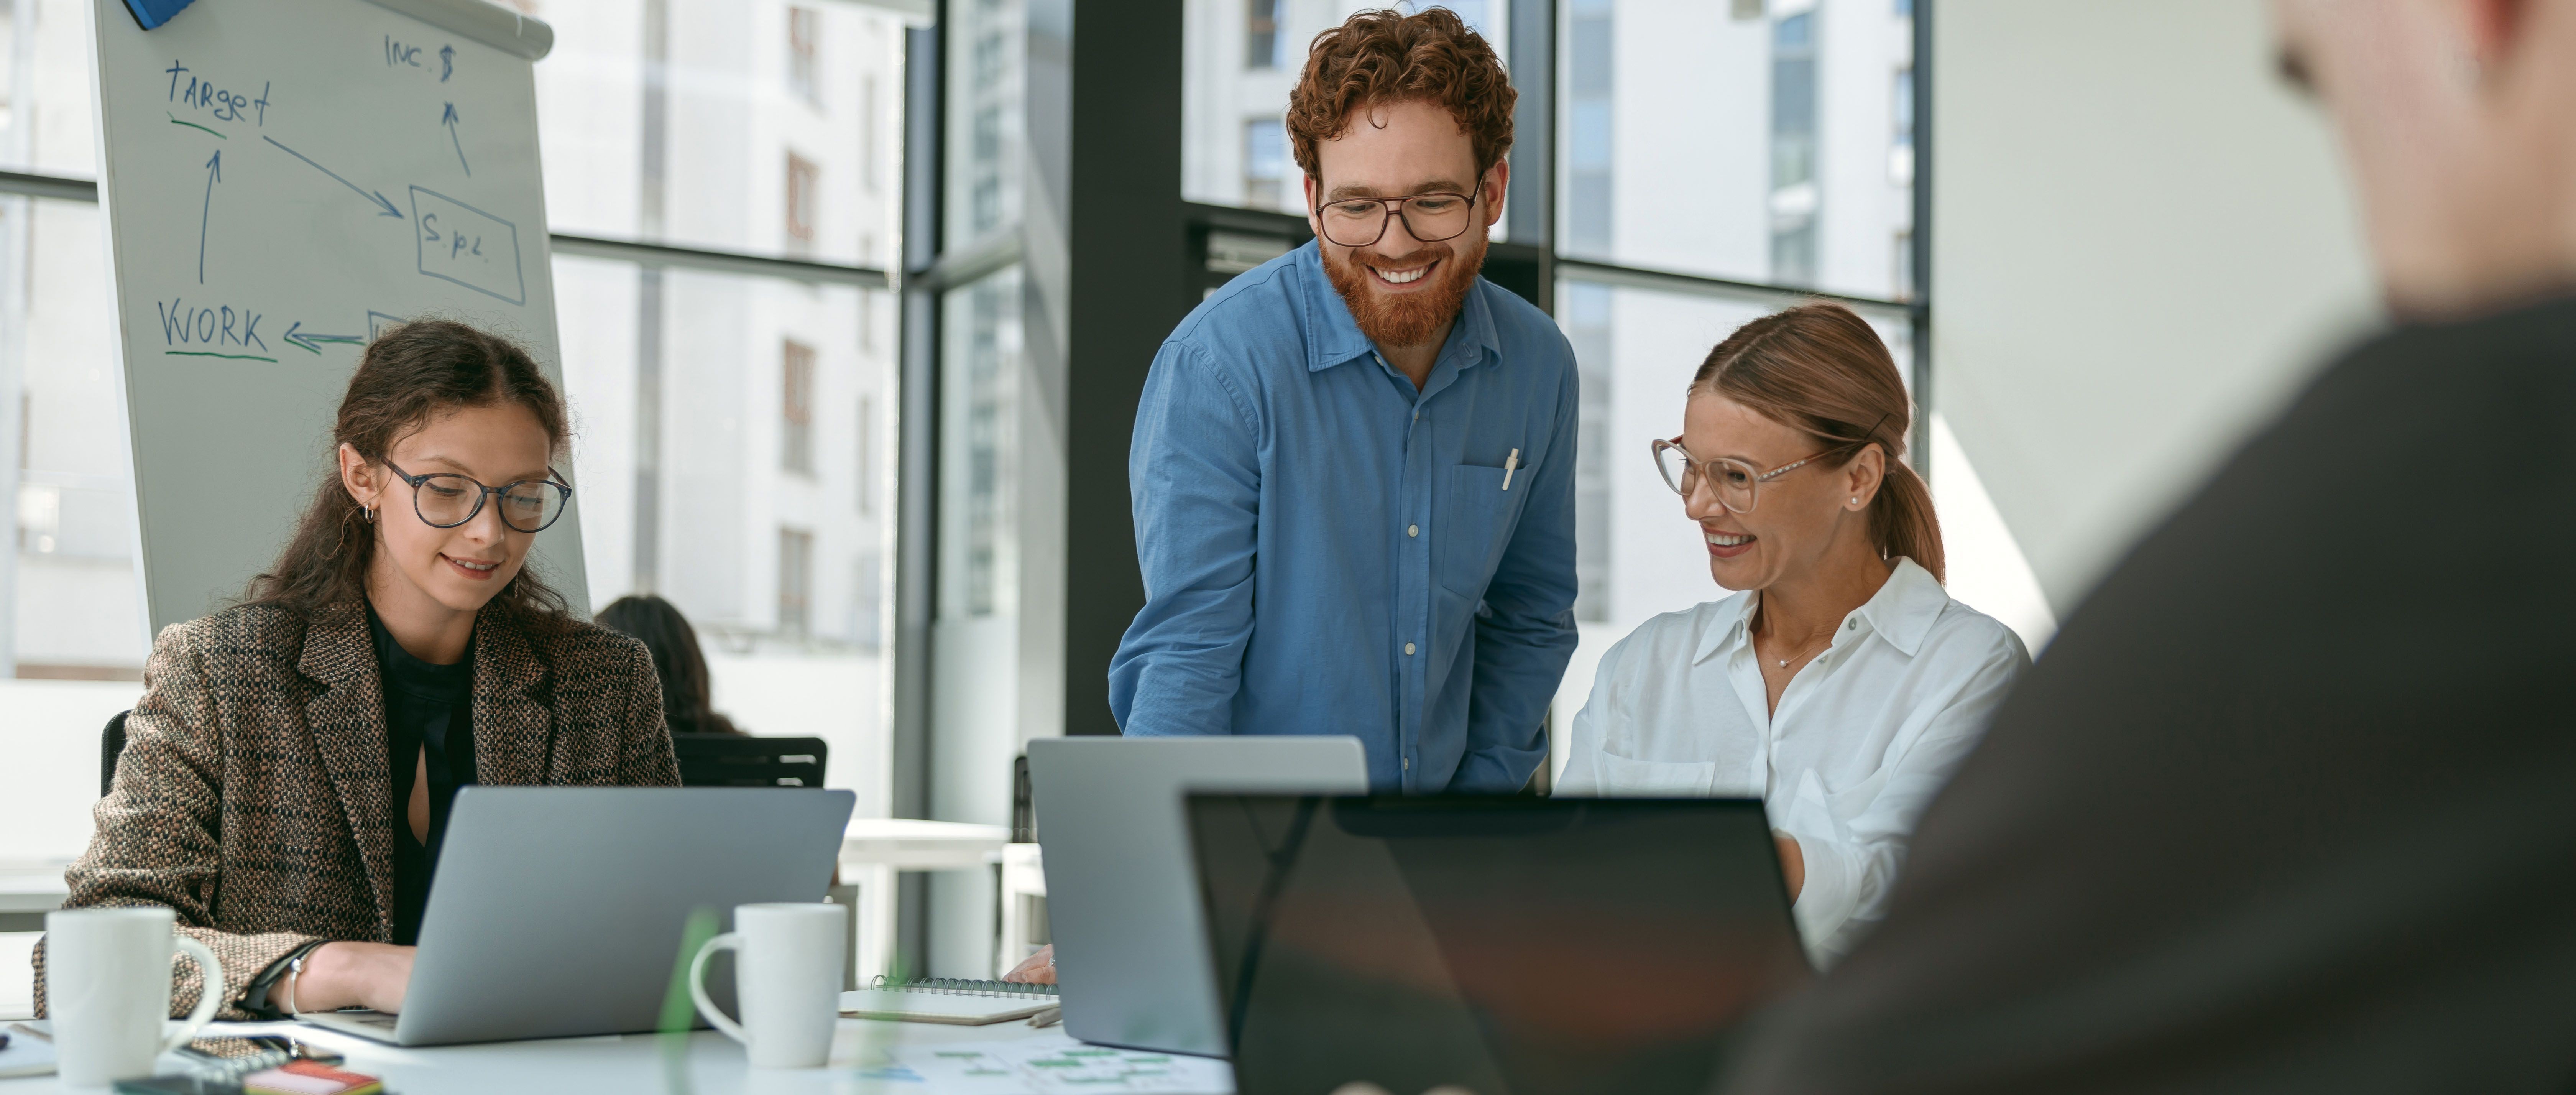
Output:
[1871,459,1943,583]
[1694,302,1944,582]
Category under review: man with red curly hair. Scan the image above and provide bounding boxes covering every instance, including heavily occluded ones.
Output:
[1107,8,1578,794]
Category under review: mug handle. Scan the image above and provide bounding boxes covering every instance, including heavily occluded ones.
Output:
[687,932,751,1046]
[161,935,225,1053]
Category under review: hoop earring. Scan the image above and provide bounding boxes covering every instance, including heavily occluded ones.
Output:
[364,505,374,523]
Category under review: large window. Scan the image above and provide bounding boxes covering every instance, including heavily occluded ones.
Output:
[1554,0,1914,300]
[536,0,906,820]
[0,0,910,881]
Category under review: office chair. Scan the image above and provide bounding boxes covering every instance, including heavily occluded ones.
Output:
[670,733,828,788]
[102,709,130,797]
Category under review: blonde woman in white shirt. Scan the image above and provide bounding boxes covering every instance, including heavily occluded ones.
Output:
[1559,303,2028,966]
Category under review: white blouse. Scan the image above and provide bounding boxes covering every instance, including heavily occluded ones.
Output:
[1557,558,2029,965]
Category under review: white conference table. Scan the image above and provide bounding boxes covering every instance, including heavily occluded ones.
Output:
[0,1015,1232,1093]
[837,819,1012,983]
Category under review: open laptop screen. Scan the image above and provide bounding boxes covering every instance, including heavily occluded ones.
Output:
[1185,795,1811,1095]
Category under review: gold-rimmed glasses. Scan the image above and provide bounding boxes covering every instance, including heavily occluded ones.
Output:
[1649,439,1834,515]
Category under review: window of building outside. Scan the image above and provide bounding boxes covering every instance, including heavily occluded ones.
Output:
[783,339,818,474]
[1180,0,1506,212]
[1244,0,1281,69]
[789,6,821,103]
[1242,118,1288,211]
[787,151,821,250]
[1769,7,1820,285]
[779,527,815,637]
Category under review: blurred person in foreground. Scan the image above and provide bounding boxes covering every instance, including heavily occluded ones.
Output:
[1723,2,2576,1090]
[596,594,744,737]
[1556,303,2025,968]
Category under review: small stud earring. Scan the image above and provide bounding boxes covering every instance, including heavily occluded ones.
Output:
[1850,497,1860,505]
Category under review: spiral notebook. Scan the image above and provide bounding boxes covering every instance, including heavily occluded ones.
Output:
[839,977,1062,1025]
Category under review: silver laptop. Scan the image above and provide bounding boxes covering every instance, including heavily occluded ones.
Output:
[1028,736,1368,1057]
[300,785,854,1046]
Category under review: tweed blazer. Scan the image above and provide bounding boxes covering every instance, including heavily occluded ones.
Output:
[33,598,680,1019]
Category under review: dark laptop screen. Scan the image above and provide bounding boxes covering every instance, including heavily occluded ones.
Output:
[1185,795,1812,1095]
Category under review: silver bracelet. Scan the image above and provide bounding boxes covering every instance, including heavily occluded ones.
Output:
[281,951,307,1016]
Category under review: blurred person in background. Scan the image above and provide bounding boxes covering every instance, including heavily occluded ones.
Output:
[1556,303,2026,968]
[596,594,744,737]
[1723,1,2576,1090]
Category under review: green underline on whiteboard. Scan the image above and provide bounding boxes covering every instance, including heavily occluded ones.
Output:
[168,113,226,139]
[166,350,275,362]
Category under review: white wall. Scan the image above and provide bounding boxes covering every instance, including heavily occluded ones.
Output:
[1932,0,2378,608]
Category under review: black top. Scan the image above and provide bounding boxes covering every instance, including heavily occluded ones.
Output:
[1722,297,2576,1093]
[366,602,477,947]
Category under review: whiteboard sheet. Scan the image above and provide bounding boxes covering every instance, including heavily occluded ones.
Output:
[90,0,585,632]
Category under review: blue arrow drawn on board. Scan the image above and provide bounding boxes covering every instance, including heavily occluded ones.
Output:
[197,150,219,284]
[261,136,405,218]
[441,102,469,176]
[282,321,365,355]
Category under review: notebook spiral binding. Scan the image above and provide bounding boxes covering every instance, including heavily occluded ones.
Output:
[867,975,1059,998]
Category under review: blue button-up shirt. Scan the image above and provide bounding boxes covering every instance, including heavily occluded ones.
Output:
[1108,241,1580,793]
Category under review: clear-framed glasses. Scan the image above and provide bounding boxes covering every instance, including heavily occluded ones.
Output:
[381,458,573,533]
[1313,189,1481,248]
[1650,439,1834,515]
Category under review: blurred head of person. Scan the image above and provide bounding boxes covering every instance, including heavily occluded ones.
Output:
[595,594,741,736]
[2272,0,2576,316]
[1659,304,1941,594]
[1284,8,1513,349]
[248,320,575,642]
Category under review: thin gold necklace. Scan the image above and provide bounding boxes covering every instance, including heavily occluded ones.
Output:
[1757,615,1840,669]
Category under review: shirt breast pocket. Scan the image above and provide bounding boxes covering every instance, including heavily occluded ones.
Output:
[1591,752,1720,797]
[1437,462,1534,598]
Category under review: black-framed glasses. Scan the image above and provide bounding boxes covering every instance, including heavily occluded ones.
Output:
[381,458,573,533]
[1312,188,1482,247]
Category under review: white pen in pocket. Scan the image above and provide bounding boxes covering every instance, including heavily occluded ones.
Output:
[1502,448,1521,490]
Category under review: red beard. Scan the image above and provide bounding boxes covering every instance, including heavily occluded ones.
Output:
[1321,232,1488,349]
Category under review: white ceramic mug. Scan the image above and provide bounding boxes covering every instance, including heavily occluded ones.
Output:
[688,902,846,1069]
[46,906,225,1088]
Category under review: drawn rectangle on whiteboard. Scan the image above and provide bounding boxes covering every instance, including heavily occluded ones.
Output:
[411,185,525,304]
